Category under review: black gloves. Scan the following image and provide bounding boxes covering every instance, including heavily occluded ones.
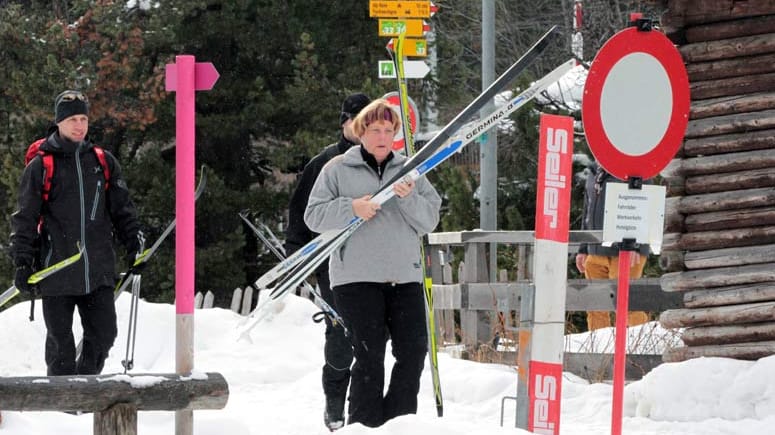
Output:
[126,253,146,274]
[126,231,146,273]
[14,263,34,293]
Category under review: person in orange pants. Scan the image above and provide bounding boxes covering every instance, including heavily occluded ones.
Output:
[575,162,650,330]
[575,251,649,330]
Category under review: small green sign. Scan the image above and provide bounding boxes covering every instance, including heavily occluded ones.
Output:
[379,61,396,79]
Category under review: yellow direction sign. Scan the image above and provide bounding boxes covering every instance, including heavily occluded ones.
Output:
[389,38,428,57]
[369,1,431,18]
[378,19,428,37]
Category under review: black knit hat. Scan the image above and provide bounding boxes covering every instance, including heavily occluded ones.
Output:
[54,90,89,123]
[340,93,371,125]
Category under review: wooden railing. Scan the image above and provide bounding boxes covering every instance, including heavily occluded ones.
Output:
[426,230,683,380]
[0,372,228,435]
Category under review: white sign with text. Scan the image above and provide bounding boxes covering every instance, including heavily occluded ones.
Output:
[602,183,666,254]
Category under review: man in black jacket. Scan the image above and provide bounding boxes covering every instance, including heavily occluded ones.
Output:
[285,92,370,431]
[575,162,650,330]
[10,90,143,376]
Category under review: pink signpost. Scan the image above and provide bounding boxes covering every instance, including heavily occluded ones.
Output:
[165,55,219,435]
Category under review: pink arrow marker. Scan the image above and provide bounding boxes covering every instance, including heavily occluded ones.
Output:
[165,62,220,91]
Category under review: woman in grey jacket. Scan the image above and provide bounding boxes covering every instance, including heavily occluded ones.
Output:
[304,99,441,428]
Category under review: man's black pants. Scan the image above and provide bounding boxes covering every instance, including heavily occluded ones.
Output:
[317,272,352,414]
[42,286,117,376]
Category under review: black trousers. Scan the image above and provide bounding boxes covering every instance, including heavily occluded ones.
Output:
[41,286,117,376]
[333,281,427,428]
[317,271,352,410]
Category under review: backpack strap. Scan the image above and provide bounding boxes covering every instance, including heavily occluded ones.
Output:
[36,146,110,202]
[92,146,111,190]
[40,152,54,202]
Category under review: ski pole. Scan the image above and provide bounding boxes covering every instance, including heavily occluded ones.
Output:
[122,273,141,373]
[239,212,347,331]
[122,232,145,373]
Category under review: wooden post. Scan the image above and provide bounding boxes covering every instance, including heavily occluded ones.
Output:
[460,242,488,349]
[241,286,254,315]
[230,287,243,313]
[203,291,215,308]
[94,403,138,435]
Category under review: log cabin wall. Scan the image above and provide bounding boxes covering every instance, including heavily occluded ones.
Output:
[654,0,775,362]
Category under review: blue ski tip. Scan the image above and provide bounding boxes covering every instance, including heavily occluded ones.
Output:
[300,241,321,256]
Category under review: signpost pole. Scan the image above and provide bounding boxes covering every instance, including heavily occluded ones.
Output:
[165,55,219,435]
[171,55,196,435]
[518,114,574,434]
[611,239,635,435]
[581,17,689,435]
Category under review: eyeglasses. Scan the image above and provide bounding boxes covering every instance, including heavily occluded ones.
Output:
[58,91,88,103]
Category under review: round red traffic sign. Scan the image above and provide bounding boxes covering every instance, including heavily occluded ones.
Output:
[582,27,689,180]
[383,92,419,152]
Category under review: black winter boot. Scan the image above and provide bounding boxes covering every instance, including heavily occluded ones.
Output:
[324,396,345,431]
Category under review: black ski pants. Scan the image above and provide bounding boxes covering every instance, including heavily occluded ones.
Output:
[317,271,352,410]
[42,286,117,376]
[333,281,427,428]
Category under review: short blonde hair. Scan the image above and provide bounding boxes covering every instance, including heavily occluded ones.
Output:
[351,99,402,137]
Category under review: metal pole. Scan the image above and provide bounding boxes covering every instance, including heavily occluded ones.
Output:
[612,245,635,435]
[515,280,534,429]
[480,0,498,281]
[424,25,439,132]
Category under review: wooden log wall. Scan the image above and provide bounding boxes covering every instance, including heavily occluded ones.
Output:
[657,1,775,363]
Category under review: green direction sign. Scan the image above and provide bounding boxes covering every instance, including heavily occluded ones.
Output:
[380,61,396,79]
[378,60,431,79]
[389,38,428,57]
[378,19,426,37]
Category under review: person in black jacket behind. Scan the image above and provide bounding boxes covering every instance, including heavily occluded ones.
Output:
[575,162,651,330]
[284,92,370,431]
[10,90,143,376]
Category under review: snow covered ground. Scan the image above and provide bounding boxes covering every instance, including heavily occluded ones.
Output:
[1,294,773,434]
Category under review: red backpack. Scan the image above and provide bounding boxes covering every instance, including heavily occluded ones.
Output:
[25,138,111,202]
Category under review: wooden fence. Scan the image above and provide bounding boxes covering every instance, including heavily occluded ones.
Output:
[223,230,682,380]
[426,230,683,381]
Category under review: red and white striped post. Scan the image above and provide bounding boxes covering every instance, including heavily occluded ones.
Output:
[525,114,574,434]
[165,55,219,435]
[572,1,584,63]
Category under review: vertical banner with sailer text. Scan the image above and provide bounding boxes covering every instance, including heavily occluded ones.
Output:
[528,113,574,434]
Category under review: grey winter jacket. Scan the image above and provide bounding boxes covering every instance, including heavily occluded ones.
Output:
[304,146,441,287]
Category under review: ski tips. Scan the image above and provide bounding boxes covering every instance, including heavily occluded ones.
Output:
[237,329,254,344]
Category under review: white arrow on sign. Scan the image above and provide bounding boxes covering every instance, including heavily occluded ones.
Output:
[377,60,431,79]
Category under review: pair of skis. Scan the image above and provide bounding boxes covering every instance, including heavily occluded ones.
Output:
[237,211,347,340]
[0,246,84,309]
[255,26,569,303]
[390,32,444,417]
